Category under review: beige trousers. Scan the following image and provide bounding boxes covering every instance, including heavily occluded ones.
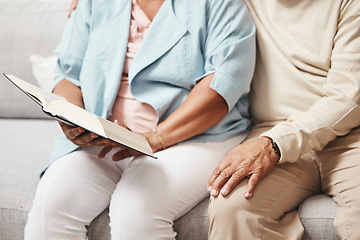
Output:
[208,123,360,240]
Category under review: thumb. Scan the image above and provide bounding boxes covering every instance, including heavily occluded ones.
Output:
[114,120,131,131]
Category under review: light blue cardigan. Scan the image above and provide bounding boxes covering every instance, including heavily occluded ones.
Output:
[50,0,256,162]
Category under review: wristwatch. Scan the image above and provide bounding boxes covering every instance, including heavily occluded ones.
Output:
[270,138,281,158]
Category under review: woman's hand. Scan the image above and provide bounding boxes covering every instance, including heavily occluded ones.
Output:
[58,121,114,148]
[207,136,280,199]
[67,0,78,18]
[53,79,111,148]
[97,121,166,160]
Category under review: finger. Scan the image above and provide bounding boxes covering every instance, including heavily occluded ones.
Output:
[58,121,72,132]
[75,132,98,145]
[244,173,261,199]
[67,6,74,18]
[114,120,131,131]
[91,138,114,146]
[66,127,85,140]
[67,9,72,18]
[112,148,133,161]
[68,0,78,18]
[112,147,143,161]
[72,0,78,10]
[98,145,113,159]
[209,168,234,197]
[208,168,221,191]
[59,125,84,142]
[207,159,232,189]
[219,171,247,196]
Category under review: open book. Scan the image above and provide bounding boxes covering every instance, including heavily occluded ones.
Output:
[3,73,155,158]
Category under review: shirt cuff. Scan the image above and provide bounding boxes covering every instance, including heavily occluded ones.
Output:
[260,122,301,164]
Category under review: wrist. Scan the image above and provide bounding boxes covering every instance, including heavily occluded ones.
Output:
[263,136,281,161]
[270,138,281,158]
[152,129,167,150]
[144,129,167,153]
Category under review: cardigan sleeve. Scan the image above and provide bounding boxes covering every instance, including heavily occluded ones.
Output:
[203,0,256,111]
[53,0,92,89]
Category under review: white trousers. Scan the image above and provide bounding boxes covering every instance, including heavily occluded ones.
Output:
[24,135,244,240]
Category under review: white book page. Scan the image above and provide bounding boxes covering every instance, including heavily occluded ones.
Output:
[46,101,154,157]
[99,117,154,157]
[45,100,106,137]
[5,74,66,107]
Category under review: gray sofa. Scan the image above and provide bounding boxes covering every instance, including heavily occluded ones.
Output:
[0,1,339,239]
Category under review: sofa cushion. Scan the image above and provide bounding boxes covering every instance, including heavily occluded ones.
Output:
[0,119,61,239]
[299,195,339,240]
[0,0,70,119]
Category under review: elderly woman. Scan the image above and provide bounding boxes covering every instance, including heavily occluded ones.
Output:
[25,0,255,239]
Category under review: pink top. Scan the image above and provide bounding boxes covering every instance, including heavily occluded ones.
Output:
[109,0,157,133]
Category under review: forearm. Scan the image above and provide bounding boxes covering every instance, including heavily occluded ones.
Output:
[156,73,228,147]
[53,79,84,108]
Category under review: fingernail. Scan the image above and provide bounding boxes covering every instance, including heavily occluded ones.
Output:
[220,188,227,196]
[211,189,218,196]
[207,186,212,192]
[244,192,252,198]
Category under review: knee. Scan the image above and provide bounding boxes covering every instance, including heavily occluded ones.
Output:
[208,180,257,221]
[208,185,276,229]
[30,178,73,217]
[109,198,176,239]
[208,193,250,223]
[208,192,267,240]
[25,180,88,240]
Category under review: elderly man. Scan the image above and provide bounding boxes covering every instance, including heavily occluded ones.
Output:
[207,0,360,239]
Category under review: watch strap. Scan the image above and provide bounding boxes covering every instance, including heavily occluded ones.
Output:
[270,139,281,158]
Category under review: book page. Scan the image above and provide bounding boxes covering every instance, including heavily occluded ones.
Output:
[99,117,154,157]
[45,100,155,158]
[45,100,106,137]
[4,74,66,107]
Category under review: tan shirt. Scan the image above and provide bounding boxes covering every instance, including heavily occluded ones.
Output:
[245,0,360,163]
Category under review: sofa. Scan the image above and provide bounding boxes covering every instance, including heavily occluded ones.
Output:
[0,1,339,239]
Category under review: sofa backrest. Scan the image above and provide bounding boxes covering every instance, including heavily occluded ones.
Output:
[0,0,70,119]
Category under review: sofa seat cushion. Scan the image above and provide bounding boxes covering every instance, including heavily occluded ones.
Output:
[0,119,60,239]
[299,195,339,240]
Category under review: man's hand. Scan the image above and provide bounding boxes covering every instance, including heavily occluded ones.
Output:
[207,136,280,199]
